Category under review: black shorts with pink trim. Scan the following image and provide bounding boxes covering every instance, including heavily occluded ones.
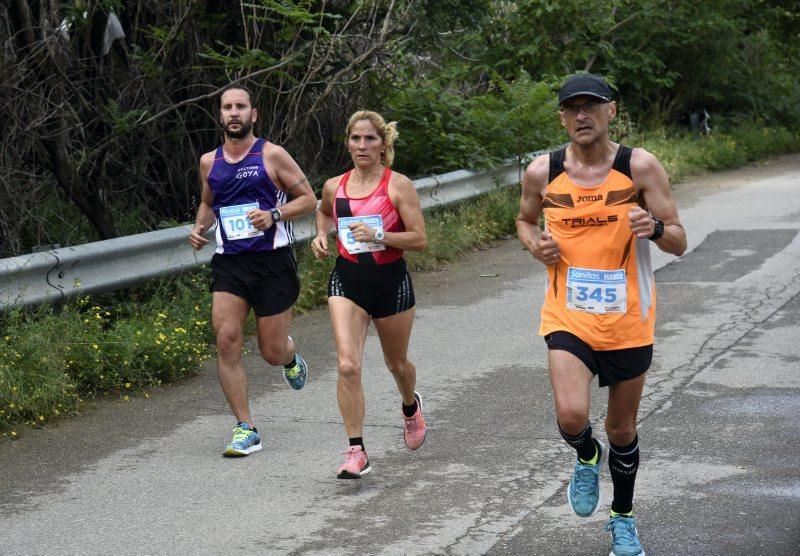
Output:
[328,256,414,318]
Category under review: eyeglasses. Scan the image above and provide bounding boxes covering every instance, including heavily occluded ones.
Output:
[560,101,609,116]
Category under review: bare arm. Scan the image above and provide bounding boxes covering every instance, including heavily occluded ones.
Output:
[247,143,318,231]
[310,177,338,259]
[189,152,215,251]
[265,143,317,218]
[348,172,427,252]
[516,155,561,265]
[387,174,427,251]
[629,148,687,256]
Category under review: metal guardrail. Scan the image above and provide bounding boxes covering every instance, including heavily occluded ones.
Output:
[0,156,535,310]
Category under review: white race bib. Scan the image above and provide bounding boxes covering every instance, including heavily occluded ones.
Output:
[220,203,263,241]
[566,266,627,314]
[337,215,386,254]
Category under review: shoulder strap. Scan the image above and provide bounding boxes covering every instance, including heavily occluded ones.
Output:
[548,148,566,184]
[338,170,352,193]
[378,167,392,194]
[612,145,633,179]
[249,137,266,155]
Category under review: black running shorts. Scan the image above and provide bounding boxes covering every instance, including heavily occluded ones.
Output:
[544,330,652,387]
[209,247,300,317]
[328,256,415,318]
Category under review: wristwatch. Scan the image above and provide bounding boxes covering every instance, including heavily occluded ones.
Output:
[374,229,385,243]
[648,218,664,241]
[270,208,282,222]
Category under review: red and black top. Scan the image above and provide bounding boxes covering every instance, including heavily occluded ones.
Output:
[332,167,405,265]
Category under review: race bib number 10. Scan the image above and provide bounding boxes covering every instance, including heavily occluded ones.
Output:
[337,215,386,255]
[220,203,263,241]
[566,266,627,314]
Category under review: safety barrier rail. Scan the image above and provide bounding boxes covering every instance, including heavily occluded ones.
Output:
[0,155,537,310]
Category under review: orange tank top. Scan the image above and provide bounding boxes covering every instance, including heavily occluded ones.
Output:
[539,146,656,350]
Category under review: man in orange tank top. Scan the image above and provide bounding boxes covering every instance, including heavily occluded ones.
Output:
[516,73,687,556]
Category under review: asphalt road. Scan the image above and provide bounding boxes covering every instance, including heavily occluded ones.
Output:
[1,154,799,555]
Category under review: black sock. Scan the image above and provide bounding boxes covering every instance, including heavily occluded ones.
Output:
[349,437,364,450]
[609,435,640,515]
[402,400,418,417]
[558,422,597,462]
[283,355,297,369]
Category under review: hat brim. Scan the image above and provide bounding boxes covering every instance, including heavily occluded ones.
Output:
[559,91,613,105]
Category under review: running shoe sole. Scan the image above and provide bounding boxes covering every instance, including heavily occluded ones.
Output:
[337,463,372,480]
[223,443,263,457]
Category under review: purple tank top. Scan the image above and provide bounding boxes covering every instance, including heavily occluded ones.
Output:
[208,138,293,254]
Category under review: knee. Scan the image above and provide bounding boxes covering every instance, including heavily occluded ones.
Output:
[338,359,362,383]
[385,357,411,377]
[260,345,288,367]
[216,329,242,360]
[605,420,637,445]
[556,410,589,436]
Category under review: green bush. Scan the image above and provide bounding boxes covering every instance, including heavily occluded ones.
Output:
[0,273,214,437]
[641,124,800,181]
[1,124,798,438]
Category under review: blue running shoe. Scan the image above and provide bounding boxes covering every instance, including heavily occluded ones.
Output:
[567,439,605,517]
[605,515,645,556]
[223,422,262,457]
[283,353,308,390]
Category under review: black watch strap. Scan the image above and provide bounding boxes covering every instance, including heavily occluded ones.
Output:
[648,219,664,241]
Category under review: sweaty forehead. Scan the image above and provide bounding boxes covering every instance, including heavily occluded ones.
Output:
[221,89,251,106]
[350,119,379,135]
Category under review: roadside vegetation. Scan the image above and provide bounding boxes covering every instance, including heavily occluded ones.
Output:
[2,1,799,436]
[2,123,798,438]
[2,1,798,256]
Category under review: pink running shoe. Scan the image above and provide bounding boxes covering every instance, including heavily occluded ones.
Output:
[336,446,371,479]
[403,391,427,450]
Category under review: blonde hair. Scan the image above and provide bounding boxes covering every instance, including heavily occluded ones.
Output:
[345,110,399,167]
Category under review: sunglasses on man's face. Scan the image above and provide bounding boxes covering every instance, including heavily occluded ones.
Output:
[560,101,609,116]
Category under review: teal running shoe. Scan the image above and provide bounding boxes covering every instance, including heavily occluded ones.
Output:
[223,422,262,457]
[567,439,605,517]
[283,353,308,390]
[605,515,645,556]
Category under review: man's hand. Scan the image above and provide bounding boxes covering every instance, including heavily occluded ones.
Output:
[629,206,656,239]
[310,234,329,259]
[533,230,561,266]
[247,209,275,231]
[189,225,210,251]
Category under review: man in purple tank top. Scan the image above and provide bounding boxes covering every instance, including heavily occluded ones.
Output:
[189,86,317,457]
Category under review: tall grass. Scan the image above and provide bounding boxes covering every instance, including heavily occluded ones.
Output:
[1,125,797,438]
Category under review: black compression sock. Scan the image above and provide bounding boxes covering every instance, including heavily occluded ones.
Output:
[349,437,364,450]
[609,435,640,515]
[402,400,418,417]
[559,422,597,462]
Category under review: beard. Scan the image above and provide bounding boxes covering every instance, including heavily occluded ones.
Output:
[224,119,253,139]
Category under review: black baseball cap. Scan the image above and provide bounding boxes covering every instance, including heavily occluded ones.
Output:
[558,73,614,105]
